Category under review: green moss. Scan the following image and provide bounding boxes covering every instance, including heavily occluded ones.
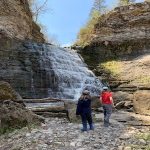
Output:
[0,122,38,135]
[100,60,122,77]
[0,127,16,135]
[135,133,150,141]
[136,76,150,85]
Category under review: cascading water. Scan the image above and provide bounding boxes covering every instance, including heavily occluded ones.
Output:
[37,44,103,100]
[0,40,103,100]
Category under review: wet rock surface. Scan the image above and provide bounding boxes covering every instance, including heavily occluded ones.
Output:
[0,112,149,150]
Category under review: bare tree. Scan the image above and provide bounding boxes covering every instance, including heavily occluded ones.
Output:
[119,0,136,6]
[29,0,50,22]
[38,23,60,45]
[90,0,106,15]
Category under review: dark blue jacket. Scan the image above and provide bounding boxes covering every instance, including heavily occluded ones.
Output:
[76,98,92,115]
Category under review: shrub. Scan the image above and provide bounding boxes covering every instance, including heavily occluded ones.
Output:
[75,10,102,47]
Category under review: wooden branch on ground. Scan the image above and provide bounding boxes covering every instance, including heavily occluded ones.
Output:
[30,106,66,112]
[35,112,67,118]
[23,97,68,103]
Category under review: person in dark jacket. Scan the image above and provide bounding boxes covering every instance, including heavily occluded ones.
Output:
[76,90,94,132]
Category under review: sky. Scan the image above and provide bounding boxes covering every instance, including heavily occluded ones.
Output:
[38,0,144,46]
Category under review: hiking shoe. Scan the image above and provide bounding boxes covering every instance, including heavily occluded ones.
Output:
[81,128,87,132]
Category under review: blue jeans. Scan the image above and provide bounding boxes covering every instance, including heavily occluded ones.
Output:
[103,104,112,127]
[81,113,93,131]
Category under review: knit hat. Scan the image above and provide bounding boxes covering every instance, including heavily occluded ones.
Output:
[82,90,90,95]
[103,86,108,90]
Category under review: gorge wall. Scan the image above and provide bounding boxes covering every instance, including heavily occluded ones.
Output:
[0,0,44,42]
[78,2,150,87]
[77,2,150,115]
[0,0,44,98]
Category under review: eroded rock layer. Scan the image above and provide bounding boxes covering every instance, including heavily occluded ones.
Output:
[0,0,44,42]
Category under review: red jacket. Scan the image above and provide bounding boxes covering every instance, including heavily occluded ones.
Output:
[100,91,112,104]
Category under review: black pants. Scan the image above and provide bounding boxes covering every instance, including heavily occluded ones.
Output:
[81,113,93,130]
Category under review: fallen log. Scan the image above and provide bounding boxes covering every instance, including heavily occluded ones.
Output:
[124,123,150,126]
[35,112,67,118]
[23,98,65,103]
[29,106,66,112]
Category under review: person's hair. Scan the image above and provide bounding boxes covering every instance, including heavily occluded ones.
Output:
[103,89,108,91]
[79,93,91,100]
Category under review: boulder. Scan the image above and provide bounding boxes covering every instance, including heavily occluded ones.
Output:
[64,100,80,122]
[113,91,133,104]
[0,82,44,134]
[64,98,101,122]
[0,100,44,134]
[115,101,133,110]
[0,81,23,103]
[124,101,133,109]
[133,90,150,115]
[91,96,101,109]
[115,101,126,109]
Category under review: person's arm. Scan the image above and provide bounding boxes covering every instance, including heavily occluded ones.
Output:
[76,100,81,115]
[100,96,102,105]
[110,96,115,107]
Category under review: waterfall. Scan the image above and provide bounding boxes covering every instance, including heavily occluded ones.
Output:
[36,44,103,100]
[1,41,103,100]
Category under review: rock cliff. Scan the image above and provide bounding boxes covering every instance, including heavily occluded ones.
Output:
[77,2,150,115]
[78,2,150,84]
[94,2,150,46]
[0,0,44,42]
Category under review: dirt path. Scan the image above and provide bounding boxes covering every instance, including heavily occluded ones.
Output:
[0,112,150,150]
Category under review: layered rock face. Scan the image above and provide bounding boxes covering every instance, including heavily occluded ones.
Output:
[0,0,44,42]
[94,2,150,45]
[80,2,150,64]
[78,2,150,115]
[79,2,150,85]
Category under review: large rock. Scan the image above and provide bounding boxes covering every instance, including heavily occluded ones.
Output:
[64,98,101,122]
[0,81,22,103]
[0,100,44,134]
[113,91,133,104]
[0,82,44,134]
[133,90,150,115]
[64,100,80,122]
[91,96,101,109]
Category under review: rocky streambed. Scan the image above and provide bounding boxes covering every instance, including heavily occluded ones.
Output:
[0,112,150,150]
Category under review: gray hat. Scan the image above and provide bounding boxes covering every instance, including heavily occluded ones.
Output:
[82,90,90,95]
[103,86,108,90]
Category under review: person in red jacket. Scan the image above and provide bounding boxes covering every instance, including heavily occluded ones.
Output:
[100,87,114,127]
